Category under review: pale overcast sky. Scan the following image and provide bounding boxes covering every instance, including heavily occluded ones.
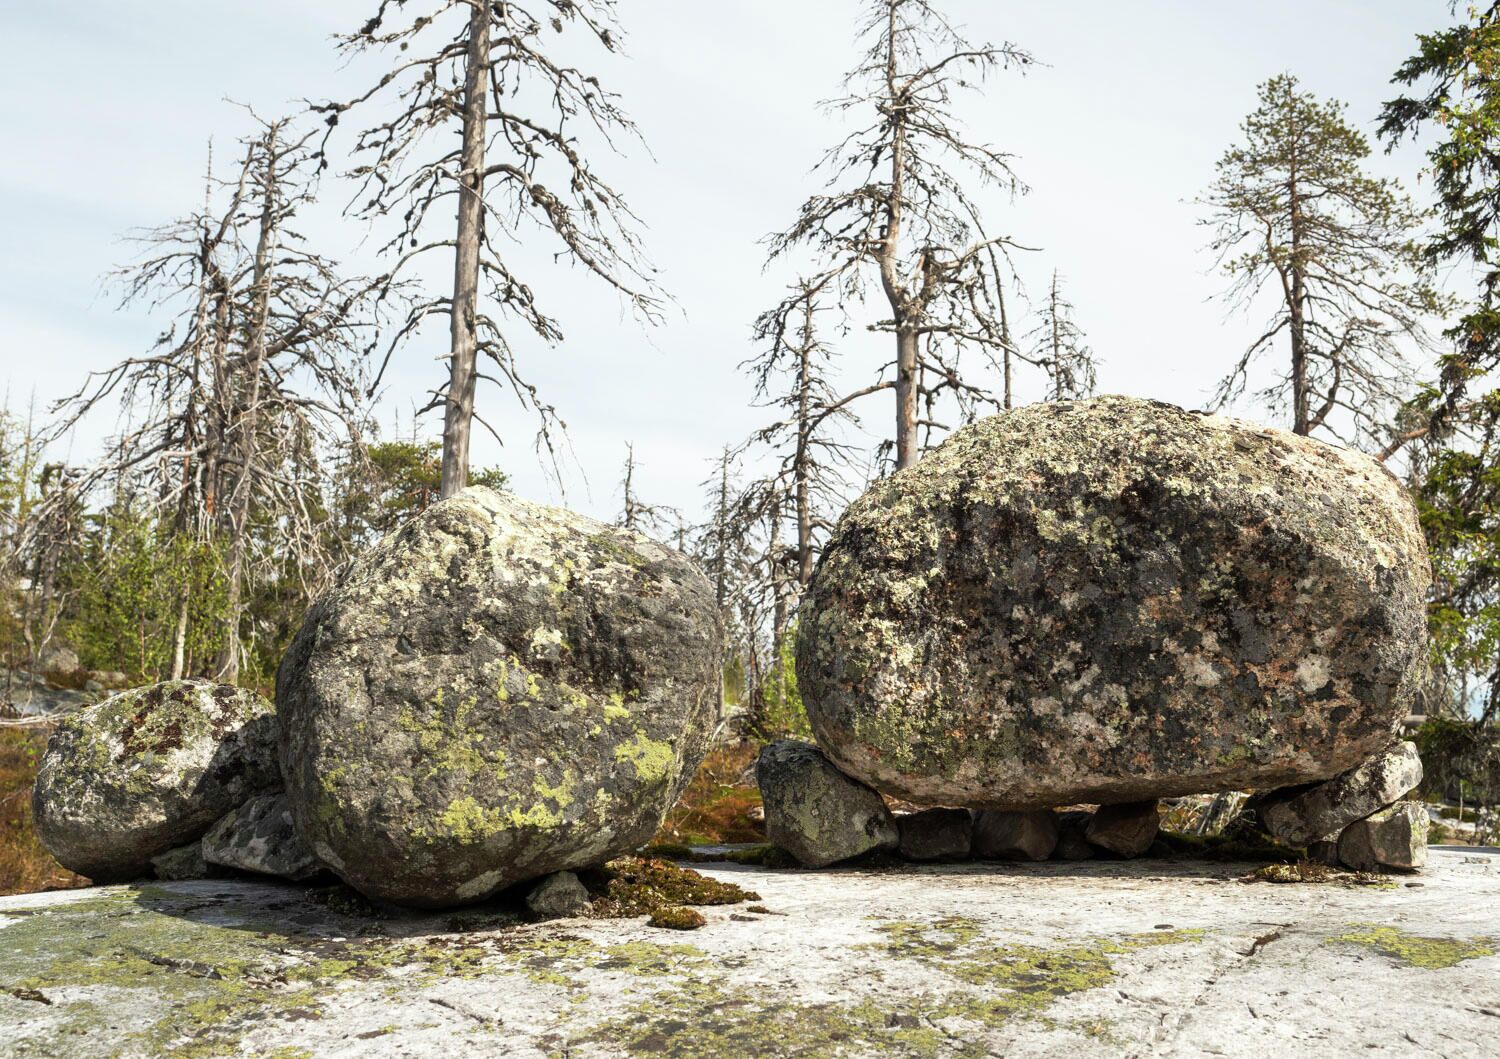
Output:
[0,1,1450,525]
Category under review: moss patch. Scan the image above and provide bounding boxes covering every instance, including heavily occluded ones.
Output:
[647,906,706,930]
[582,856,759,918]
[1330,924,1495,969]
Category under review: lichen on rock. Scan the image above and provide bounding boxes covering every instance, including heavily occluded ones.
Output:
[276,487,722,907]
[797,396,1431,808]
[32,680,279,881]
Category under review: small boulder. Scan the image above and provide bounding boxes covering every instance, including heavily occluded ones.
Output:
[32,681,279,880]
[1338,801,1427,872]
[1086,801,1160,857]
[896,808,973,862]
[276,488,721,907]
[202,793,323,882]
[972,810,1058,861]
[1260,742,1423,846]
[1053,811,1096,861]
[757,740,897,868]
[525,871,591,918]
[150,841,217,881]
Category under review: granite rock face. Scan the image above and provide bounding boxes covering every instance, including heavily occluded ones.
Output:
[798,397,1430,808]
[277,487,721,907]
[757,740,898,868]
[32,681,279,880]
[1260,742,1423,846]
[525,871,592,918]
[1338,801,1428,872]
[202,793,323,882]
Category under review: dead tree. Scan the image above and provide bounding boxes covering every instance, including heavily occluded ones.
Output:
[314,0,662,497]
[615,442,677,539]
[40,117,383,682]
[1024,271,1097,400]
[767,0,1033,469]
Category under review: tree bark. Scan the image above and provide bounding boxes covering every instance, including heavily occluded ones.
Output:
[440,2,491,499]
[795,300,814,587]
[1287,100,1310,435]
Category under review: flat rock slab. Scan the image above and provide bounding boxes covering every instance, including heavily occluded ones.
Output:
[1,850,1496,1057]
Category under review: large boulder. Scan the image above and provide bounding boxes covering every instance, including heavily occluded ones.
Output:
[32,681,279,880]
[798,396,1429,808]
[277,487,720,908]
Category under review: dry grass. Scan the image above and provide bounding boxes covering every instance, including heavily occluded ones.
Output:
[0,725,89,896]
[655,742,765,846]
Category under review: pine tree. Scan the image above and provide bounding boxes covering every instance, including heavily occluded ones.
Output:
[1200,74,1444,449]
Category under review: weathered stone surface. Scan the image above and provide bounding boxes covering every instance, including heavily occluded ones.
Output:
[1261,742,1423,846]
[972,810,1058,861]
[896,808,973,862]
[1054,811,1097,861]
[201,793,323,882]
[1338,801,1428,872]
[757,739,897,868]
[1086,801,1160,858]
[149,842,216,881]
[277,487,720,908]
[525,871,591,918]
[798,396,1430,808]
[7,851,1495,1058]
[32,681,279,880]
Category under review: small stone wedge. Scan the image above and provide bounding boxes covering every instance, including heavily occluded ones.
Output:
[757,740,897,868]
[1261,742,1423,846]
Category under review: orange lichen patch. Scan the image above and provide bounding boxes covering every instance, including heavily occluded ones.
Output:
[0,725,89,896]
[655,742,765,845]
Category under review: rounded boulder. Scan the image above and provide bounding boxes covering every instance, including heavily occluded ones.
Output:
[33,681,279,880]
[276,487,720,907]
[797,396,1430,808]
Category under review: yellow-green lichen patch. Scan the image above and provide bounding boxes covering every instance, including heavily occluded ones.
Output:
[1330,924,1495,969]
[579,980,946,1059]
[613,732,675,787]
[396,693,506,782]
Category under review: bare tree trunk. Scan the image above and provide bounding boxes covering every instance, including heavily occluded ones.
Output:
[216,128,281,682]
[170,592,189,680]
[1287,113,1310,436]
[440,4,491,499]
[999,281,1013,410]
[879,1,919,471]
[894,328,920,468]
[795,302,815,587]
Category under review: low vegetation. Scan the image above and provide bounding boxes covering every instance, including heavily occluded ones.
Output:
[0,725,86,896]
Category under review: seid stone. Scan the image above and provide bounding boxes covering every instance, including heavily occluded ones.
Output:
[202,793,323,882]
[972,810,1058,861]
[1053,811,1096,861]
[525,871,591,918]
[757,740,898,868]
[1338,801,1428,873]
[32,681,279,881]
[1260,742,1423,847]
[798,396,1430,808]
[150,841,219,882]
[1086,801,1161,857]
[895,808,973,862]
[277,487,721,908]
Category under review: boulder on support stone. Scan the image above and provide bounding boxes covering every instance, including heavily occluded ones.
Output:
[1086,801,1160,857]
[1338,801,1428,872]
[1260,742,1423,846]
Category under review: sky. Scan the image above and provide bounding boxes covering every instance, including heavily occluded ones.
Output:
[0,1,1456,526]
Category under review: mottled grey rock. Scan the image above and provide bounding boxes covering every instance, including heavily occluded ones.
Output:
[525,871,591,918]
[34,643,80,676]
[1261,742,1423,846]
[202,793,322,882]
[1086,801,1160,857]
[757,740,897,868]
[277,487,720,908]
[1307,840,1341,867]
[895,808,972,862]
[1338,801,1428,872]
[32,681,279,881]
[972,810,1058,861]
[1053,811,1096,861]
[798,397,1430,808]
[150,841,216,881]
